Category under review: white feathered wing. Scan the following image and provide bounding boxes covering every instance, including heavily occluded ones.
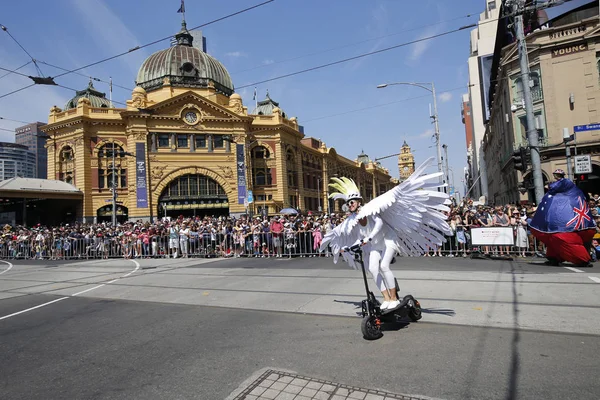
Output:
[320,157,452,262]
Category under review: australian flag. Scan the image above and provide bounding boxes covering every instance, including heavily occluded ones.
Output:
[177,0,185,13]
[530,178,596,233]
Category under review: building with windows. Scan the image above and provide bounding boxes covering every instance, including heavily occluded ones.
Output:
[398,141,415,181]
[15,122,48,179]
[463,0,499,199]
[483,1,600,205]
[0,142,37,181]
[41,21,395,223]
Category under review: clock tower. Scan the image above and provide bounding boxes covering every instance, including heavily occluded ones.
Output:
[398,141,415,181]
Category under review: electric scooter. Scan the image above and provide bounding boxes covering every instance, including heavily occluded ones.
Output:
[344,243,422,340]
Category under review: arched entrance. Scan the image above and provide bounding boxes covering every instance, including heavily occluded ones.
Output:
[158,173,229,218]
[97,205,129,223]
[575,164,600,195]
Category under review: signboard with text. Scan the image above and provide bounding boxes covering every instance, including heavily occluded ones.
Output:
[574,155,592,174]
[135,142,148,208]
[470,227,515,246]
[574,123,600,133]
[236,144,247,204]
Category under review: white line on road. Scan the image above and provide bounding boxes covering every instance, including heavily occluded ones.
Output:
[589,276,600,283]
[563,266,584,273]
[0,297,69,321]
[0,260,13,275]
[0,259,140,321]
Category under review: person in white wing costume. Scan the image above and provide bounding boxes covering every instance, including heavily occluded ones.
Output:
[320,157,452,310]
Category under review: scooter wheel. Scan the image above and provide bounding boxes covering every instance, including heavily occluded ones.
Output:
[361,315,383,340]
[408,300,422,321]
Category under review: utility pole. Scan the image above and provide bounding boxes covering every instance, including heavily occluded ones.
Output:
[512,0,545,205]
[431,82,445,193]
[442,144,451,193]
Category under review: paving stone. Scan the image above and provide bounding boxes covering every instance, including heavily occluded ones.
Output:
[313,391,331,400]
[298,387,317,398]
[273,392,295,400]
[336,387,349,396]
[269,382,287,391]
[259,380,275,388]
[260,388,280,399]
[267,373,281,381]
[306,381,323,390]
[331,395,347,400]
[348,390,367,399]
[249,387,267,396]
[321,384,336,393]
[289,378,309,387]
[282,384,302,395]
[278,376,294,384]
[364,394,385,400]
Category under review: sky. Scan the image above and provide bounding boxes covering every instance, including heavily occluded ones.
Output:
[0,0,591,194]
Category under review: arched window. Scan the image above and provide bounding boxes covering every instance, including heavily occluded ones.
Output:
[97,143,127,189]
[286,149,297,188]
[252,146,270,159]
[59,146,75,183]
[180,62,197,78]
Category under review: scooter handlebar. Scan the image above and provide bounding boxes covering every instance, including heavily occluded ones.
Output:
[342,243,363,254]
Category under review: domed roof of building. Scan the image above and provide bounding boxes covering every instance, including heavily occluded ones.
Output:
[64,80,113,110]
[251,91,286,117]
[135,22,234,95]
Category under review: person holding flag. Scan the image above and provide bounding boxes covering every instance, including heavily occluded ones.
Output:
[529,169,596,267]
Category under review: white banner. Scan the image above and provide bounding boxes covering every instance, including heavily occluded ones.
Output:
[470,227,514,246]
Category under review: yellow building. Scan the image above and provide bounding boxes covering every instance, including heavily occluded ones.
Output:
[398,141,415,181]
[41,22,395,223]
[483,3,600,204]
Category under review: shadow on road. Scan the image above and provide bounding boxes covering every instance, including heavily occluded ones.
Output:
[421,308,456,317]
[505,261,523,400]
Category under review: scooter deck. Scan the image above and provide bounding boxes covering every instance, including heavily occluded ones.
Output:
[379,297,412,315]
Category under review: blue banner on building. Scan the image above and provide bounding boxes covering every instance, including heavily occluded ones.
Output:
[574,123,600,133]
[135,142,148,208]
[236,144,247,204]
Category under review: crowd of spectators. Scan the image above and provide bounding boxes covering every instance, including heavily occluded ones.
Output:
[3,193,600,261]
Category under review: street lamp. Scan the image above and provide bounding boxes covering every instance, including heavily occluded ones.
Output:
[377,81,445,192]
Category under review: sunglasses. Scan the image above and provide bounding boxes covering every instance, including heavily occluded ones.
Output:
[348,200,358,206]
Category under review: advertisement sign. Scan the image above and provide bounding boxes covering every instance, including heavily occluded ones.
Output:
[478,54,494,122]
[470,227,515,246]
[135,142,148,208]
[574,155,592,174]
[236,144,247,204]
[247,190,254,204]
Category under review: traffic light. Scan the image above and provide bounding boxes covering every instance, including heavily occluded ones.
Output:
[577,174,588,182]
[513,147,528,172]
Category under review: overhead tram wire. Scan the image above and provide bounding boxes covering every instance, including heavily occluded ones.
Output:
[51,0,275,80]
[0,116,31,125]
[37,60,133,91]
[0,61,31,81]
[55,84,129,108]
[236,1,573,90]
[0,1,274,100]
[230,11,481,75]
[0,24,45,76]
[236,24,476,89]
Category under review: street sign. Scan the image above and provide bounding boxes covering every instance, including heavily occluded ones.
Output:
[574,155,592,174]
[247,190,254,203]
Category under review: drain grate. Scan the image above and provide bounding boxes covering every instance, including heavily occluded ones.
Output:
[230,368,439,400]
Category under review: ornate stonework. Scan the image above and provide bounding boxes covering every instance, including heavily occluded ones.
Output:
[398,141,415,181]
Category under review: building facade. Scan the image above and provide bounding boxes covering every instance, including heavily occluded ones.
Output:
[464,0,499,199]
[0,142,37,181]
[398,141,415,181]
[483,2,600,205]
[15,122,48,179]
[461,93,475,195]
[41,22,395,223]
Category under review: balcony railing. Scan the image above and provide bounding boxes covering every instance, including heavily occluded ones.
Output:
[514,87,543,105]
[513,136,549,151]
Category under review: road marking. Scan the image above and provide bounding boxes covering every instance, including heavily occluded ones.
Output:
[0,297,69,321]
[564,267,584,273]
[0,260,13,275]
[0,259,140,321]
[589,277,600,284]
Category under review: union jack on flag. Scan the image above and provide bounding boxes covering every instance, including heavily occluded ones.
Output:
[566,197,591,230]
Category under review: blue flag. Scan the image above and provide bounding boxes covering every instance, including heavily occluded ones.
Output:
[177,0,185,13]
[529,178,596,233]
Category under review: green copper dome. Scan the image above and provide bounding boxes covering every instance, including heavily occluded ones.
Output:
[64,81,113,110]
[135,22,234,95]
